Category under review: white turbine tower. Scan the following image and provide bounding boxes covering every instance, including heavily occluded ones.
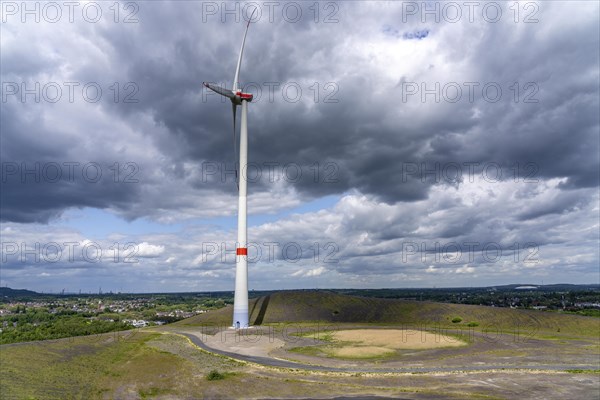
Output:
[203,10,256,329]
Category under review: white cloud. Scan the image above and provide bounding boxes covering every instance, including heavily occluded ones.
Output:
[455,265,475,274]
[292,267,326,278]
[136,242,165,258]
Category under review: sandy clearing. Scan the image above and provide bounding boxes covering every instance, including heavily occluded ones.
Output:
[332,329,467,350]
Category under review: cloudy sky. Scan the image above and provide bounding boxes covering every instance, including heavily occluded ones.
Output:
[1,1,598,293]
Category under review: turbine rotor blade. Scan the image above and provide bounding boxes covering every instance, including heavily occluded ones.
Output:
[232,8,257,92]
[203,82,235,99]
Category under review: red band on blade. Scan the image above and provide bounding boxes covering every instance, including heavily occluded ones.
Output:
[236,248,248,256]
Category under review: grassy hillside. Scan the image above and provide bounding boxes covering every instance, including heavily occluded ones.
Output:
[2,291,599,399]
[0,331,249,399]
[2,328,505,399]
[0,287,39,299]
[176,290,600,337]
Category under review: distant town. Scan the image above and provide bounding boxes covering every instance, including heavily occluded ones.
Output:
[0,288,233,344]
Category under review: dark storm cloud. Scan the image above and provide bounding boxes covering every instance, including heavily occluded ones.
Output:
[1,1,598,225]
[517,189,589,221]
[0,101,144,222]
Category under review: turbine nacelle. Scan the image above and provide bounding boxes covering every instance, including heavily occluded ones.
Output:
[203,82,253,104]
[236,91,253,102]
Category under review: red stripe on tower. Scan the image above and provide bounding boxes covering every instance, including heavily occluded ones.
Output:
[236,248,248,256]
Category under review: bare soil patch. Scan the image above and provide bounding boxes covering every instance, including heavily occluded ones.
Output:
[333,329,467,350]
[321,329,467,358]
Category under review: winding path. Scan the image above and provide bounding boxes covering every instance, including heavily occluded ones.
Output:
[177,331,599,374]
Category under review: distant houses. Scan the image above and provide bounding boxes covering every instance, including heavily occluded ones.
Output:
[574,302,600,309]
[123,319,149,328]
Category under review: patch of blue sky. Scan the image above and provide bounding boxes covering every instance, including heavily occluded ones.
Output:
[382,24,430,40]
[194,194,342,230]
[59,207,183,238]
[59,195,342,236]
[249,194,341,226]
[403,29,429,40]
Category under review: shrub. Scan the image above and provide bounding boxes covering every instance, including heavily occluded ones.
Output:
[466,322,479,327]
[451,317,462,323]
[206,370,225,381]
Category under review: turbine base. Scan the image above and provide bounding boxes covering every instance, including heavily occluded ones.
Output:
[232,310,249,329]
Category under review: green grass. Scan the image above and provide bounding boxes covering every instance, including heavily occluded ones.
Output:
[289,345,326,357]
[293,329,336,342]
[289,343,397,360]
[139,386,171,398]
[563,309,600,318]
[565,369,600,374]
[206,369,226,380]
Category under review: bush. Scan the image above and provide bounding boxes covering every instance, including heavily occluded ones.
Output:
[466,322,479,327]
[206,370,225,381]
[451,317,462,323]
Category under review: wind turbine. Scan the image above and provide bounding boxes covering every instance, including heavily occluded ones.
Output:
[203,10,256,329]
